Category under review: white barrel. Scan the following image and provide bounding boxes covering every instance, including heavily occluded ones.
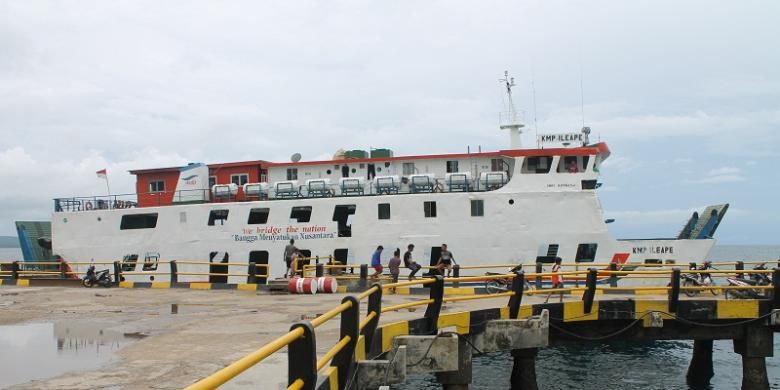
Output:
[317,277,338,294]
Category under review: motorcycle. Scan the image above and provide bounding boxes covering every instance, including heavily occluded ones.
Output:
[681,261,718,297]
[82,265,112,288]
[485,265,532,294]
[725,263,773,299]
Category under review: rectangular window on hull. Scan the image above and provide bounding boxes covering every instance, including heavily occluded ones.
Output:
[149,180,165,193]
[470,199,484,217]
[290,206,312,223]
[446,160,459,173]
[402,162,415,175]
[378,203,391,220]
[248,208,270,224]
[120,213,159,230]
[575,243,598,262]
[143,252,160,271]
[121,254,138,271]
[208,209,229,226]
[287,168,298,180]
[333,205,356,237]
[424,201,437,218]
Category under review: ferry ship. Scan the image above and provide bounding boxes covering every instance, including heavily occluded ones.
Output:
[36,75,728,284]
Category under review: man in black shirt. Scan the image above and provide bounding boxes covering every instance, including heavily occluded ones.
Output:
[403,244,422,280]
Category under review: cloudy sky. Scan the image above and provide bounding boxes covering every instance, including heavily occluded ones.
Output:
[1,1,778,244]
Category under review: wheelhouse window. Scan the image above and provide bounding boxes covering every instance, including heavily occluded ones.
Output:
[248,208,270,224]
[575,243,598,262]
[402,162,416,175]
[491,158,505,172]
[208,209,229,226]
[424,201,437,218]
[231,173,249,186]
[287,168,298,180]
[470,199,484,217]
[557,156,590,173]
[290,206,312,223]
[521,156,553,174]
[149,180,165,193]
[120,213,158,230]
[378,203,391,220]
[446,160,459,173]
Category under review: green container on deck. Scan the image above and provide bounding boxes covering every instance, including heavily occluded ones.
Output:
[370,148,394,158]
[344,150,368,159]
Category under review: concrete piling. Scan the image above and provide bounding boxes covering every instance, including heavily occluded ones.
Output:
[686,340,714,388]
[510,348,538,390]
[435,336,472,390]
[733,325,773,390]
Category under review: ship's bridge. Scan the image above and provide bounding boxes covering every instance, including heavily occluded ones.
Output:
[53,143,610,212]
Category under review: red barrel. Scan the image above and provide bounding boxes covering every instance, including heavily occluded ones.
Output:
[317,277,338,294]
[287,277,317,294]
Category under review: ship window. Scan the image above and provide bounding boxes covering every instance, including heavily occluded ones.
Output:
[287,168,298,180]
[121,254,138,271]
[333,249,348,269]
[120,213,158,230]
[208,209,229,226]
[149,180,165,193]
[290,206,312,223]
[333,205,356,237]
[378,203,391,220]
[547,244,559,257]
[644,259,662,265]
[558,156,583,173]
[249,251,269,283]
[231,173,249,186]
[522,156,552,174]
[143,252,160,271]
[248,208,270,224]
[446,160,459,173]
[470,199,484,217]
[575,243,598,263]
[326,169,332,175]
[209,176,216,187]
[403,162,416,175]
[424,201,437,218]
[491,158,505,172]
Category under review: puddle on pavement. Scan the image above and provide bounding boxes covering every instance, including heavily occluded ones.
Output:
[0,320,133,388]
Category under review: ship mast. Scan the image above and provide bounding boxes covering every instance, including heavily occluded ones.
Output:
[499,71,525,149]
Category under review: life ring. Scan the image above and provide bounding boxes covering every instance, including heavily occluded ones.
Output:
[85,201,94,210]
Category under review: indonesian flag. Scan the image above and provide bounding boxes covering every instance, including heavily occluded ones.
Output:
[96,169,107,179]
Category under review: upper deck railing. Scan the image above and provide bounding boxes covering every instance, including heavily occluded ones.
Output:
[52,175,512,212]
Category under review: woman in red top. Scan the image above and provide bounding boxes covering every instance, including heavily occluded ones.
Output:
[545,257,564,303]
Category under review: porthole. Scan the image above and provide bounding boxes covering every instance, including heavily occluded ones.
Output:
[351,168,356,174]
[97,217,102,222]
[508,199,515,205]
[63,218,68,223]
[327,169,332,174]
[377,167,382,172]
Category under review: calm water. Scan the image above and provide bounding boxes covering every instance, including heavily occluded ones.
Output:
[2,246,779,388]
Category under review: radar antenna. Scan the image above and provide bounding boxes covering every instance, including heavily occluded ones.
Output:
[498,70,525,149]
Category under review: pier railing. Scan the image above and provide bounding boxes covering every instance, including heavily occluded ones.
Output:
[180,265,780,390]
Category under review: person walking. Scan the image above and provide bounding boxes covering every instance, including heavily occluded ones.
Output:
[435,243,456,277]
[545,257,564,303]
[283,239,297,278]
[370,246,384,279]
[403,244,421,280]
[388,248,402,292]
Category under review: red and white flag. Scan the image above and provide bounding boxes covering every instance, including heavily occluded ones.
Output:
[96,169,107,179]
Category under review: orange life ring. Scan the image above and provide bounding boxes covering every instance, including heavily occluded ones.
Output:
[85,201,93,210]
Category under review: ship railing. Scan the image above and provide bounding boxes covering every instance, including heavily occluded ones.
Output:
[183,266,780,389]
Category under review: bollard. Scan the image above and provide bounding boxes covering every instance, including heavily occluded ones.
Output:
[362,283,383,357]
[609,262,618,288]
[583,268,597,314]
[331,296,359,389]
[359,264,368,280]
[736,261,744,279]
[247,262,257,284]
[773,268,780,310]
[11,261,19,279]
[452,264,460,288]
[508,270,525,319]
[170,260,178,284]
[669,267,681,313]
[288,322,317,390]
[60,262,67,279]
[315,255,320,265]
[535,262,543,289]
[315,263,324,278]
[423,275,445,335]
[113,261,121,286]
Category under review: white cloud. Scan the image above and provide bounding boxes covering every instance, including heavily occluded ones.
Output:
[687,166,746,184]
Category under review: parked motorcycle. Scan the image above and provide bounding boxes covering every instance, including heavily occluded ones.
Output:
[681,261,718,297]
[485,265,532,294]
[82,265,112,288]
[725,263,772,299]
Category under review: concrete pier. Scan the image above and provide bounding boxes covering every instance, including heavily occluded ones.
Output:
[733,325,774,390]
[686,339,714,388]
[510,348,538,390]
